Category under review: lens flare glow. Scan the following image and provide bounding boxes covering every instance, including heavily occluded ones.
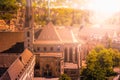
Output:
[84,0,120,24]
[87,0,120,14]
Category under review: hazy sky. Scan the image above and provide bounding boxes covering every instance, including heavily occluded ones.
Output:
[80,0,120,24]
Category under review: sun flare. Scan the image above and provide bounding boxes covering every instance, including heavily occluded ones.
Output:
[84,0,120,24]
[87,0,120,14]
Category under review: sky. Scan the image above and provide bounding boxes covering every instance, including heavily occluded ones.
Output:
[75,0,120,24]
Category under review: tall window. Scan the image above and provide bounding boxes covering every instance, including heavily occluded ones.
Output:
[27,31,30,37]
[69,47,73,62]
[64,48,67,62]
[37,47,40,51]
[75,47,78,62]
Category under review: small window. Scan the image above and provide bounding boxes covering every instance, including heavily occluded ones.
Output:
[35,63,40,69]
[58,68,60,72]
[28,39,30,42]
[46,64,49,68]
[19,56,22,61]
[50,47,53,51]
[44,47,47,51]
[27,31,30,37]
[28,44,30,47]
[34,49,36,52]
[57,46,60,51]
[37,47,40,51]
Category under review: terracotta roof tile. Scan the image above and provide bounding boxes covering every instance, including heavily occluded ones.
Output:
[8,58,24,80]
[20,49,33,65]
[56,27,78,43]
[36,22,62,42]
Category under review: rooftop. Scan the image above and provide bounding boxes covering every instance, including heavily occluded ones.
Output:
[0,32,24,52]
[0,49,34,80]
[64,63,78,69]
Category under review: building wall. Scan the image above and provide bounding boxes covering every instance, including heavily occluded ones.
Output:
[33,44,63,53]
[34,53,64,77]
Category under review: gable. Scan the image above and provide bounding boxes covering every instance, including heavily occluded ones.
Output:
[37,22,61,42]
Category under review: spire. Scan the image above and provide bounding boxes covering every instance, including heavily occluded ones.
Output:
[25,0,33,28]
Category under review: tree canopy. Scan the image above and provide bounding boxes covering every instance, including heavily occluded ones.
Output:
[34,8,90,26]
[0,0,19,22]
[59,74,71,80]
[81,46,120,80]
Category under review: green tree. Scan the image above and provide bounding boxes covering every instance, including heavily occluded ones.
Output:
[0,0,19,23]
[81,46,120,80]
[59,74,71,80]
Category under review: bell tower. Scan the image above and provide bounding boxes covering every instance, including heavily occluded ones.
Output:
[24,0,34,51]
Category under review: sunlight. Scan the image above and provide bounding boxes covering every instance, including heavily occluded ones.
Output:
[87,0,120,15]
[84,0,120,24]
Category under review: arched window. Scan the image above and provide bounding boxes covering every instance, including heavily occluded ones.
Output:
[64,48,67,62]
[75,47,78,62]
[69,47,73,62]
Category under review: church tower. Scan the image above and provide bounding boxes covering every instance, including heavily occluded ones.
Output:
[24,0,34,51]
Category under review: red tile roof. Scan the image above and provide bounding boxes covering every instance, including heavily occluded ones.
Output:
[0,49,34,80]
[36,22,62,42]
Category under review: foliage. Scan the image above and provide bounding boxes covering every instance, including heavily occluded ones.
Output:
[81,46,120,80]
[59,74,71,80]
[34,8,90,26]
[0,0,19,22]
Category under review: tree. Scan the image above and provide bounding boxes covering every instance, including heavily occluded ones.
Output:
[81,46,120,80]
[0,0,19,23]
[59,74,71,80]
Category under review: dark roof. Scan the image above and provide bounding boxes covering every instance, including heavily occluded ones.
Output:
[1,42,24,53]
[0,32,24,52]
[0,54,18,67]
